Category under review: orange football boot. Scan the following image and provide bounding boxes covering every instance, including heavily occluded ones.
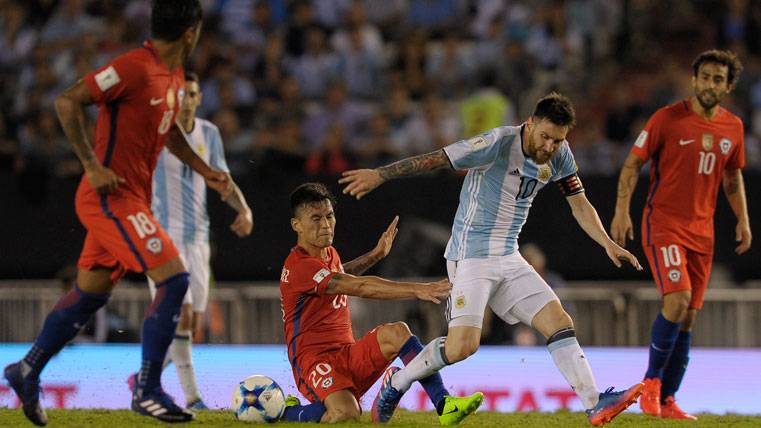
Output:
[586,383,644,426]
[661,396,697,420]
[639,378,661,417]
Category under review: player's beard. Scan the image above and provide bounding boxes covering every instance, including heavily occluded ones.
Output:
[696,89,721,110]
[529,139,554,164]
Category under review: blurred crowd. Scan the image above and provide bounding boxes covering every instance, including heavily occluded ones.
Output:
[3,0,761,183]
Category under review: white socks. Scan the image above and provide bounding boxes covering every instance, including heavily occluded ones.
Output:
[548,335,599,409]
[391,337,448,392]
[166,330,201,404]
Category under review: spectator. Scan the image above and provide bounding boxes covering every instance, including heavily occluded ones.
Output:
[302,80,373,151]
[305,124,356,175]
[287,26,340,99]
[393,94,460,157]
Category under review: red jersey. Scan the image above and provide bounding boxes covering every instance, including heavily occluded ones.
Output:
[631,99,745,253]
[77,40,185,206]
[280,246,353,367]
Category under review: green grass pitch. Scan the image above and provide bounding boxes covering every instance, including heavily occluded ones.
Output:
[1,409,760,427]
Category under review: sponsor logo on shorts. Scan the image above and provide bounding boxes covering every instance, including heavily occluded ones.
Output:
[146,237,163,254]
[668,269,681,282]
[321,377,333,389]
[455,295,466,309]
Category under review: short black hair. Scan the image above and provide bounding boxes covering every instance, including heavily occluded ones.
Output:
[184,71,199,82]
[692,49,743,87]
[151,0,203,41]
[290,182,337,216]
[532,92,576,128]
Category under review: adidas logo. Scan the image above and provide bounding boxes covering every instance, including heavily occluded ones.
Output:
[509,168,521,176]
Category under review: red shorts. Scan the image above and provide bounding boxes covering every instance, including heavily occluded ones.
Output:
[644,243,713,309]
[294,327,391,404]
[76,195,179,283]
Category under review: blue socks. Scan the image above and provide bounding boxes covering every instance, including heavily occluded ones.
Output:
[645,312,680,379]
[282,401,327,422]
[661,330,691,399]
[137,272,189,396]
[398,336,449,415]
[22,285,110,379]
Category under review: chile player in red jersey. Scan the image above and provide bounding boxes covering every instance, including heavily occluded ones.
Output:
[3,1,227,424]
[279,183,483,424]
[611,50,752,420]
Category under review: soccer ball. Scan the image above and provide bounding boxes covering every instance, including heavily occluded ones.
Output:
[231,375,286,423]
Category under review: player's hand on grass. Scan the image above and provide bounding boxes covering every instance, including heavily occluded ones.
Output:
[339,169,384,200]
[206,170,232,198]
[85,162,125,195]
[231,208,253,237]
[605,242,643,270]
[415,279,452,304]
[610,211,634,247]
[735,221,752,254]
[371,216,399,260]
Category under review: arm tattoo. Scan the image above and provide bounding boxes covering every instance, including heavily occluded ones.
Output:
[343,253,380,276]
[725,174,739,195]
[378,150,450,180]
[616,157,643,201]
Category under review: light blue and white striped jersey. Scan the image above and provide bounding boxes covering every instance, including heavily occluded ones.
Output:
[443,125,578,260]
[152,118,230,246]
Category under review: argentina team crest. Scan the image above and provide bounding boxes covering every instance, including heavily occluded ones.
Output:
[720,138,732,155]
[701,133,713,151]
[538,165,552,182]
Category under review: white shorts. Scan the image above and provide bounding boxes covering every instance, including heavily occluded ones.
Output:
[148,241,211,313]
[445,252,558,328]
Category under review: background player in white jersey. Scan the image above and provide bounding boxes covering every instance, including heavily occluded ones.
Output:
[341,93,644,426]
[138,72,253,409]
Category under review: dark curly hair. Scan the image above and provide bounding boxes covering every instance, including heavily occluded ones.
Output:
[692,49,743,88]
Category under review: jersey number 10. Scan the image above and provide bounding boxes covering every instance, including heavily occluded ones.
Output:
[517,177,538,199]
[698,152,716,175]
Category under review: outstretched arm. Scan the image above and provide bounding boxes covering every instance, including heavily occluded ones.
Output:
[339,149,451,199]
[55,80,125,195]
[611,153,644,246]
[722,168,752,254]
[224,177,253,237]
[325,274,451,304]
[343,216,399,275]
[567,192,643,270]
[165,125,231,197]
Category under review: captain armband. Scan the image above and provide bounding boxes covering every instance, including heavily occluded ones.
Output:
[556,173,585,196]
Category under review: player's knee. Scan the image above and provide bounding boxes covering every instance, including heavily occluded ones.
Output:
[389,321,412,342]
[663,292,691,321]
[681,309,698,330]
[379,322,412,350]
[445,337,479,363]
[323,403,361,423]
